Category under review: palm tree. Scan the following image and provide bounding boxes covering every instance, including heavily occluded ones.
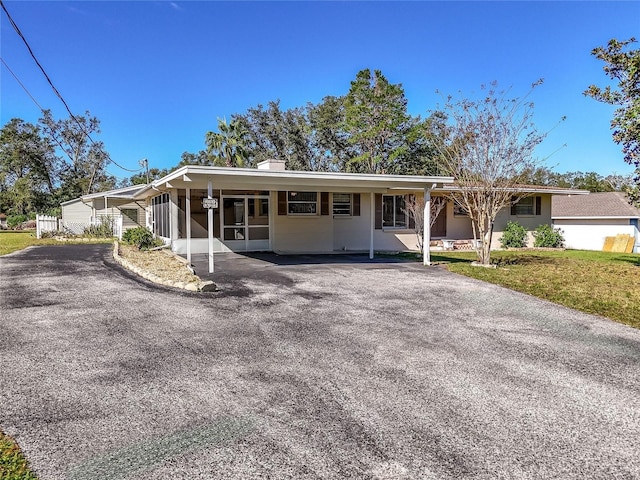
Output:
[205,118,247,168]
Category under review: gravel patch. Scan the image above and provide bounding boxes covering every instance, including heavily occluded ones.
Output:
[114,242,214,291]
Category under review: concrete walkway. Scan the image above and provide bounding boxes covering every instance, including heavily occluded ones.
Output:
[1,244,639,479]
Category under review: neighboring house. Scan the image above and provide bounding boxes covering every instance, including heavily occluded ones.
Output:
[0,213,7,229]
[60,184,148,235]
[552,192,640,253]
[120,160,584,266]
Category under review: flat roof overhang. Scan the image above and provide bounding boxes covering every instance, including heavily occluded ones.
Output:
[133,166,455,199]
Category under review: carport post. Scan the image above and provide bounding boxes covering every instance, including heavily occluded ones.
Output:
[423,185,435,266]
[207,179,214,273]
[369,192,374,259]
[186,187,191,265]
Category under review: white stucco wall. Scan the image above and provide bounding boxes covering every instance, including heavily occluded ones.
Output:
[491,194,553,249]
[272,192,422,254]
[168,191,565,255]
[273,212,334,254]
[553,218,639,252]
[444,201,474,240]
[333,194,371,251]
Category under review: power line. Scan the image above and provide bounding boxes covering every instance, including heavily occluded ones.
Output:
[0,56,44,111]
[1,56,77,165]
[0,0,143,174]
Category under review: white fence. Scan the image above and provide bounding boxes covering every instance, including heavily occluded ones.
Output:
[36,215,59,238]
[37,214,124,239]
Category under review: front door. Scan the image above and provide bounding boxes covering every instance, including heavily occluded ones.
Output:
[221,195,270,251]
[432,206,447,238]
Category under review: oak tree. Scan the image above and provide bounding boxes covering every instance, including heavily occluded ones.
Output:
[585,37,640,205]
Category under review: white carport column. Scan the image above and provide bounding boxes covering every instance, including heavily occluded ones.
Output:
[170,189,179,243]
[423,186,432,266]
[207,179,214,273]
[186,187,192,265]
[369,192,375,260]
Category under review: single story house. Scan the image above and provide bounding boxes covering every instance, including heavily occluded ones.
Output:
[60,184,147,235]
[552,191,640,253]
[117,160,584,269]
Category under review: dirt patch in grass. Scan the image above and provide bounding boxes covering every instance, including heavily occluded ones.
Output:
[117,244,199,284]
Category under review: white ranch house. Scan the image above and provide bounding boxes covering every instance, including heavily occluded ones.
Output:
[61,160,586,267]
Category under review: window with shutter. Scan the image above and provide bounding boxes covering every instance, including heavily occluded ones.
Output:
[382,195,407,228]
[332,193,352,216]
[287,191,318,215]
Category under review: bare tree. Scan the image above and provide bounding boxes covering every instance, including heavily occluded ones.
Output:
[432,81,560,265]
[404,195,447,254]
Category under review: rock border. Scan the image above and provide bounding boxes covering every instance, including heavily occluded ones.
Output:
[112,241,216,292]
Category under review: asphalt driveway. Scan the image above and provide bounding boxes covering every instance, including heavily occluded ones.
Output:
[1,244,639,479]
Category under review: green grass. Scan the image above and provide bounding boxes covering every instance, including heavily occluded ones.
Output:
[0,231,112,256]
[432,249,640,329]
[0,431,38,480]
[0,231,59,256]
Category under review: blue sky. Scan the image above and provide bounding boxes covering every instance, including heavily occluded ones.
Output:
[1,1,638,182]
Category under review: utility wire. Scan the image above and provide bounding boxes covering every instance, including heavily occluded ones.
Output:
[2,56,77,165]
[1,56,44,111]
[0,0,143,174]
[2,56,135,184]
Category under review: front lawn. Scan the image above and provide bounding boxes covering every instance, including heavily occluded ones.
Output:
[0,231,58,256]
[432,249,640,329]
[0,231,111,256]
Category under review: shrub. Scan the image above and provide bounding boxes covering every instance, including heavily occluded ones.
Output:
[533,224,565,248]
[121,227,163,250]
[7,214,28,229]
[83,216,114,237]
[500,221,528,248]
[39,230,59,238]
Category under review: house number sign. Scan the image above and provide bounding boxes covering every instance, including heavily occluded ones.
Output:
[202,198,218,209]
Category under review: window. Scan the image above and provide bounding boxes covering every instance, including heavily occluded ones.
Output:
[121,208,138,224]
[453,202,468,217]
[511,196,541,216]
[382,195,407,228]
[287,191,317,215]
[332,193,352,216]
[151,193,170,238]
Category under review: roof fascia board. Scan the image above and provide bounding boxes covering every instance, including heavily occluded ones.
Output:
[154,166,454,188]
[438,186,590,195]
[81,184,148,200]
[60,198,83,206]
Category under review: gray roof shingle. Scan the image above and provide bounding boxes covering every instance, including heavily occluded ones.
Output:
[552,191,640,218]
